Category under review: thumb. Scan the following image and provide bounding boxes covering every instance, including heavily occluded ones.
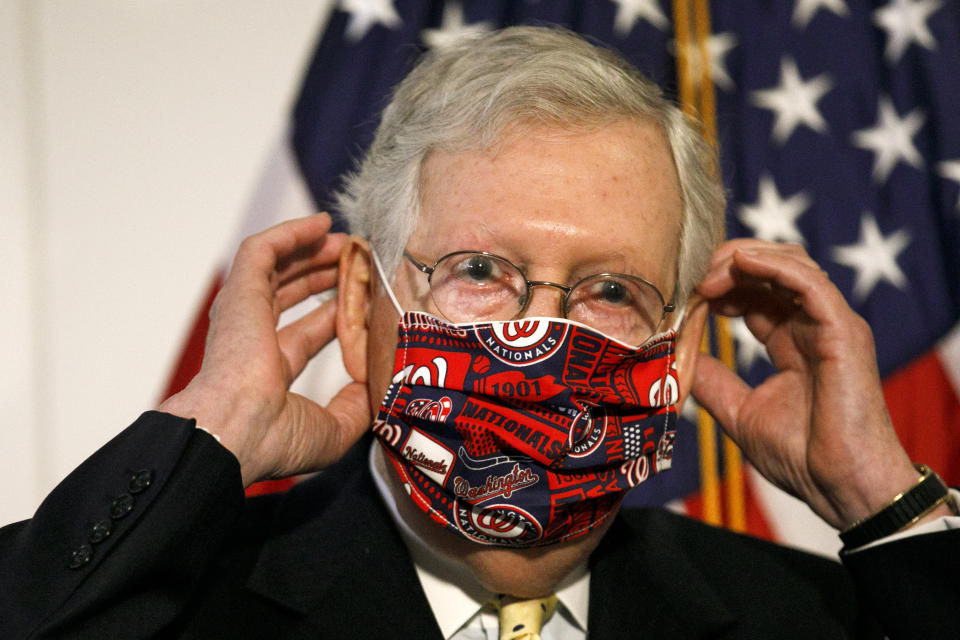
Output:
[323,381,373,460]
[691,352,750,441]
[280,383,372,476]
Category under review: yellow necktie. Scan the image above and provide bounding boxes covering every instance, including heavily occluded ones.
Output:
[492,594,559,640]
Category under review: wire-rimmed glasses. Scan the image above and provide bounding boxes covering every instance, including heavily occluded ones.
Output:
[404,250,674,346]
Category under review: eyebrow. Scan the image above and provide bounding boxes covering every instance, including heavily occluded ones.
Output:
[567,251,658,281]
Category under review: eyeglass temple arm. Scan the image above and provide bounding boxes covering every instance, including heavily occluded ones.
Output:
[403,250,434,275]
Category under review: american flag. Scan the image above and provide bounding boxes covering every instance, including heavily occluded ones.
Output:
[163,0,960,556]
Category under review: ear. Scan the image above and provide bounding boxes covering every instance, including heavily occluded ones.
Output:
[674,292,709,411]
[337,236,373,384]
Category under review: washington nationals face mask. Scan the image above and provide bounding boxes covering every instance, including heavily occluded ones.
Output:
[372,256,682,547]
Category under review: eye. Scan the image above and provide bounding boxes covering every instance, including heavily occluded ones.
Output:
[565,274,665,345]
[586,278,635,307]
[599,280,628,305]
[430,252,526,322]
[464,254,495,281]
[446,253,512,287]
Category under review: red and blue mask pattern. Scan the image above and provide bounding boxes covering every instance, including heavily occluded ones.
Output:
[373,310,680,547]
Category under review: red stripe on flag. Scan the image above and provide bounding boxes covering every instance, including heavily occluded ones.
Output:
[882,350,960,486]
[244,478,297,496]
[160,271,224,401]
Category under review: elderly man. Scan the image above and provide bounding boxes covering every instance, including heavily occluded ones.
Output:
[2,27,957,639]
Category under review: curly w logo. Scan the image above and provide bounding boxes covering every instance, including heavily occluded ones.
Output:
[503,320,540,341]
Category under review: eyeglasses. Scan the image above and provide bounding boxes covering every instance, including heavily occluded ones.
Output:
[404,250,674,346]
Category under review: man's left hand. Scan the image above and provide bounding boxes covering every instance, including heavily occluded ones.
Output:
[691,239,948,530]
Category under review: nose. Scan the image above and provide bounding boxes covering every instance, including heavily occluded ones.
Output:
[519,281,570,318]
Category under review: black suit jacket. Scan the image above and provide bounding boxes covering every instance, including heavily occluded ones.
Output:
[1,412,956,639]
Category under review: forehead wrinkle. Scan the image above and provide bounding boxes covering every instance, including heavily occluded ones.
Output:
[473,217,500,245]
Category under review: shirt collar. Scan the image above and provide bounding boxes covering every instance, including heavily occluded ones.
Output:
[369,442,590,638]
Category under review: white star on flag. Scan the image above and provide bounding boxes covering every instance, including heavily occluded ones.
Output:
[873,0,942,64]
[422,1,492,49]
[612,0,669,36]
[341,0,402,43]
[792,0,850,29]
[851,96,925,184]
[751,57,833,144]
[738,175,810,244]
[730,317,771,370]
[938,160,960,211]
[831,213,912,302]
[675,32,738,91]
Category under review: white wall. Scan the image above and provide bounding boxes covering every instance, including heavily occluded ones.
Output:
[1,0,333,525]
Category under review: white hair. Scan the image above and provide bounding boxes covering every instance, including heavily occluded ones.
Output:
[335,26,725,306]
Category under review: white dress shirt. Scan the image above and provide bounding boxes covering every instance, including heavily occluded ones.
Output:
[370,444,588,639]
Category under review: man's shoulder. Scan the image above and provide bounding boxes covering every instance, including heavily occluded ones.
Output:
[625,507,838,557]
[589,507,872,637]
[171,435,433,636]
[613,506,849,585]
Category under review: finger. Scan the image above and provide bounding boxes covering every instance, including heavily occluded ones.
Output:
[729,248,848,326]
[274,266,339,316]
[708,239,810,269]
[700,245,820,301]
[275,232,348,287]
[217,216,335,325]
[706,278,790,316]
[276,296,339,381]
[232,214,334,280]
[691,352,750,439]
[701,248,834,319]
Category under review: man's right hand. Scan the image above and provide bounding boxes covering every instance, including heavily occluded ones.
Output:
[159,214,371,487]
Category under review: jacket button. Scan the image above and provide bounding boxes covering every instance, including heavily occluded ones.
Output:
[68,544,93,569]
[89,519,112,544]
[110,493,135,519]
[128,468,154,494]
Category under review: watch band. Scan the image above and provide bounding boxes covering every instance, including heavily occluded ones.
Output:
[840,463,957,549]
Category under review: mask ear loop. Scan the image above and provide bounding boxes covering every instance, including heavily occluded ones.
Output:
[668,304,687,332]
[644,303,687,345]
[370,249,405,316]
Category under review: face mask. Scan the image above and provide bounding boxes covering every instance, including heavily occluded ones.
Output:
[371,254,681,547]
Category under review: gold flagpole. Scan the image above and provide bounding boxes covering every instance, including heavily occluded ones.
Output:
[672,0,745,531]
[673,0,720,526]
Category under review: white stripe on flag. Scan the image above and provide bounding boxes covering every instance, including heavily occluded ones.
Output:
[936,322,960,398]
[227,127,318,268]
[747,467,841,559]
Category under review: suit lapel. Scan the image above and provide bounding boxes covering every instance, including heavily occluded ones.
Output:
[240,444,737,639]
[588,509,737,640]
[244,440,444,639]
